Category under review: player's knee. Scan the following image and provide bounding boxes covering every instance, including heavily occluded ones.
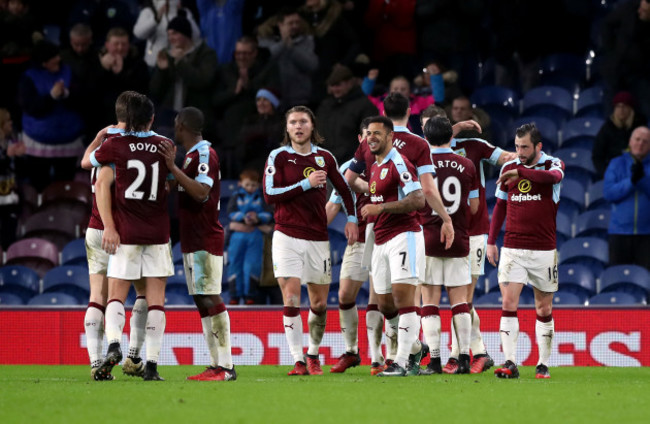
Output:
[536,303,552,317]
[310,298,327,312]
[338,288,355,304]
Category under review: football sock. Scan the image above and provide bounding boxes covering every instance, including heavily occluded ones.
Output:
[283,307,304,363]
[105,299,125,345]
[449,318,459,359]
[421,304,441,358]
[384,311,399,361]
[85,302,105,367]
[366,305,384,363]
[395,308,420,368]
[451,303,471,356]
[469,305,487,356]
[200,314,218,367]
[128,296,147,359]
[144,306,166,363]
[339,302,359,354]
[210,303,233,369]
[500,310,519,363]
[536,314,554,366]
[307,307,327,356]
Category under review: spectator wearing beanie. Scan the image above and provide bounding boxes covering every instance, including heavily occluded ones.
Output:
[150,12,219,140]
[593,91,648,178]
[18,40,85,191]
[238,88,284,172]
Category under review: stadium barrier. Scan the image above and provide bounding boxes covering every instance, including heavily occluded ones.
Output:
[0,307,648,366]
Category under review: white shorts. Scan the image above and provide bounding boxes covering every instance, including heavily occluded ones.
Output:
[469,234,487,276]
[272,231,331,285]
[340,242,369,282]
[107,242,174,280]
[183,251,224,295]
[498,247,559,293]
[85,228,109,275]
[423,255,471,287]
[372,231,424,295]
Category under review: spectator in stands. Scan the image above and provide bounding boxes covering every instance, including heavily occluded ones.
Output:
[133,0,200,69]
[592,91,647,178]
[0,108,24,249]
[18,41,85,192]
[226,169,273,305]
[448,96,491,141]
[196,0,244,64]
[316,65,378,163]
[96,27,149,128]
[149,12,218,140]
[257,7,318,110]
[60,24,103,141]
[68,0,136,47]
[603,126,650,270]
[238,88,284,172]
[213,36,280,178]
[412,61,462,108]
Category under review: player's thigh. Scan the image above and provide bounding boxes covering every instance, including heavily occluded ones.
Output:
[525,250,559,293]
[183,251,224,295]
[107,244,144,280]
[497,247,528,284]
[86,228,109,276]
[469,234,487,277]
[141,243,174,278]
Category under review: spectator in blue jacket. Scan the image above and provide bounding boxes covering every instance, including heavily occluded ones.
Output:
[603,126,650,269]
[226,169,273,304]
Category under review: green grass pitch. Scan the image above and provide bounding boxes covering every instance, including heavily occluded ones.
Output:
[1,365,648,424]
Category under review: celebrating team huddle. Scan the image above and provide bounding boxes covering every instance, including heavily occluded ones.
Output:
[82,90,564,381]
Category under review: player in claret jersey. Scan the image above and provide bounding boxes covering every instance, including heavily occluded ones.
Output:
[487,123,564,380]
[419,117,480,375]
[359,116,425,377]
[158,107,235,382]
[90,93,174,381]
[263,105,358,376]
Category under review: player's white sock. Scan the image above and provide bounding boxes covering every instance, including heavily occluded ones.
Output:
[210,303,233,369]
[339,302,358,354]
[451,303,471,356]
[449,318,459,359]
[365,305,384,363]
[421,304,441,358]
[104,299,125,345]
[128,296,147,359]
[283,307,304,363]
[85,302,105,367]
[144,306,166,363]
[384,311,399,361]
[500,310,519,363]
[536,314,554,366]
[200,315,218,367]
[307,307,326,356]
[469,304,487,356]
[395,308,420,368]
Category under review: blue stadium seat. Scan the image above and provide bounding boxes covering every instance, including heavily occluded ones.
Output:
[600,265,650,299]
[220,179,239,199]
[474,275,487,296]
[172,241,183,265]
[164,293,194,305]
[511,116,559,151]
[588,292,639,306]
[329,230,347,265]
[538,53,586,88]
[0,292,25,305]
[470,85,520,120]
[558,264,597,298]
[327,283,339,305]
[586,180,608,211]
[485,178,498,212]
[522,86,573,127]
[555,148,598,189]
[552,290,585,305]
[558,237,609,276]
[575,86,605,118]
[519,287,535,305]
[42,265,90,302]
[486,268,500,293]
[575,210,609,239]
[561,117,604,149]
[61,238,87,266]
[300,285,310,306]
[166,282,188,296]
[173,264,185,278]
[0,265,41,302]
[328,212,348,236]
[474,291,503,305]
[559,178,586,219]
[556,212,574,247]
[28,292,81,306]
[356,287,369,305]
[331,264,342,284]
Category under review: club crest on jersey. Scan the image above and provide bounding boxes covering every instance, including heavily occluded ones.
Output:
[183,157,192,169]
[400,171,412,183]
[369,181,376,194]
[198,163,209,174]
[303,167,316,178]
[518,179,532,193]
[380,168,388,180]
[315,156,325,167]
[455,148,467,158]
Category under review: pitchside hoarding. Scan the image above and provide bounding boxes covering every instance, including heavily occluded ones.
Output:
[0,308,647,366]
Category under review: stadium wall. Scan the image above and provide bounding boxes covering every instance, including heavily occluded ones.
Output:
[0,307,647,366]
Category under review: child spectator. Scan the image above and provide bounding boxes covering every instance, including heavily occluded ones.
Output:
[226,169,273,305]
